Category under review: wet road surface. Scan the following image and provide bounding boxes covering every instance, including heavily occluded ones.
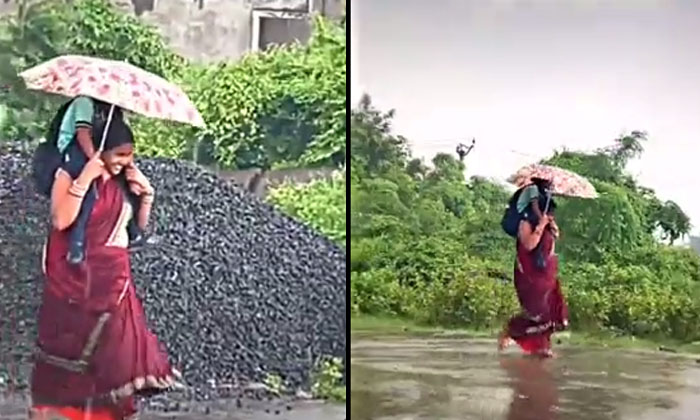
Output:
[351,332,700,420]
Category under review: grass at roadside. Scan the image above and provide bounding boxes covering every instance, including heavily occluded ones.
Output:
[351,314,700,356]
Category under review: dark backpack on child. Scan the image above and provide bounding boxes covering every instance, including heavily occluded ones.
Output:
[501,187,525,238]
[31,100,75,197]
[31,99,121,197]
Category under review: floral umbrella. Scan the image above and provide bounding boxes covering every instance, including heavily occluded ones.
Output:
[19,55,205,148]
[508,164,598,199]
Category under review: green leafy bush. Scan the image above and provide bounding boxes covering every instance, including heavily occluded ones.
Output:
[350,269,414,316]
[267,171,346,246]
[190,16,345,169]
[312,357,346,402]
[416,259,519,328]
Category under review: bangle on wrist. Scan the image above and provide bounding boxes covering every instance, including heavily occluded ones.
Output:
[68,181,88,198]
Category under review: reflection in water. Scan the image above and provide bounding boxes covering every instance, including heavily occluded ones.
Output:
[351,333,700,420]
[501,357,558,420]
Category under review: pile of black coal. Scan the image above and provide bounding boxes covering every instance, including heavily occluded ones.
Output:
[0,143,346,398]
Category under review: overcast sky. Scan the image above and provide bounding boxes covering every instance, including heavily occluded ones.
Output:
[352,0,700,235]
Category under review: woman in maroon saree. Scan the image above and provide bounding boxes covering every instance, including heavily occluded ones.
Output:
[499,202,569,358]
[30,119,178,420]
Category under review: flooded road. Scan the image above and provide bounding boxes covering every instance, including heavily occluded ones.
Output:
[351,332,700,420]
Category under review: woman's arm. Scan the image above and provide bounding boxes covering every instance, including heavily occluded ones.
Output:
[517,217,549,251]
[549,218,560,239]
[125,165,154,231]
[50,155,104,230]
[50,169,91,230]
[135,192,154,231]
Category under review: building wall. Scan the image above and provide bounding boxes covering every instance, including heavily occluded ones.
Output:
[216,166,337,198]
[116,0,343,62]
[0,1,343,62]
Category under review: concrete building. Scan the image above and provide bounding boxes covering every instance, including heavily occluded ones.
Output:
[113,0,345,62]
[0,0,343,62]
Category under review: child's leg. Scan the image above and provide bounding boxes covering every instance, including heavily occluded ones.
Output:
[63,143,95,264]
[67,185,96,263]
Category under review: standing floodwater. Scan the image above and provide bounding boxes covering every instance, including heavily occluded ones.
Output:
[351,333,700,420]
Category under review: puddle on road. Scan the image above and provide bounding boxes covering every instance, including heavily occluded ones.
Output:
[351,333,700,420]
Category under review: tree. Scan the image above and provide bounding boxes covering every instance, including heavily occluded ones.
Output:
[427,153,465,183]
[406,158,428,180]
[350,94,409,175]
[608,130,647,168]
[653,200,691,245]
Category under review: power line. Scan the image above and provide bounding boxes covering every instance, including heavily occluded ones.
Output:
[408,137,471,145]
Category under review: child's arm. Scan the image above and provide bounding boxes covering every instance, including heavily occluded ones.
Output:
[72,96,96,158]
[75,127,96,158]
[530,197,544,220]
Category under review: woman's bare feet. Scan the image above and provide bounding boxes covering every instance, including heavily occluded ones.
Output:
[497,330,513,351]
[536,348,555,358]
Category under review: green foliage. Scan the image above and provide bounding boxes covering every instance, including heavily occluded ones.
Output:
[350,269,415,316]
[351,95,700,342]
[267,172,346,246]
[0,0,71,140]
[562,261,700,339]
[66,0,186,78]
[554,180,647,262]
[545,134,690,247]
[263,373,285,395]
[0,0,346,170]
[417,259,519,328]
[350,94,409,176]
[312,357,346,402]
[186,15,346,169]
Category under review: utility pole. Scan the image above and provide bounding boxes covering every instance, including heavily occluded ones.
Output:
[456,138,476,161]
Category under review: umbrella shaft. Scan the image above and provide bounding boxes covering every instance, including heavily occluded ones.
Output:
[98,104,116,152]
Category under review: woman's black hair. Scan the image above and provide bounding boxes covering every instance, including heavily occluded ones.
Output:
[93,115,140,214]
[91,115,134,152]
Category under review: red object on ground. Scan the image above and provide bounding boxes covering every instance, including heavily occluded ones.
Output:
[31,405,121,420]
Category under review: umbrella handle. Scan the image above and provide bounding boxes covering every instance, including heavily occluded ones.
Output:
[544,190,552,214]
[98,104,116,152]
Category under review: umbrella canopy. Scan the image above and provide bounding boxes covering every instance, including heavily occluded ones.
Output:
[508,164,598,199]
[19,55,205,128]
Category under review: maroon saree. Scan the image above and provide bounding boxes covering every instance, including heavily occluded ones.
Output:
[30,174,177,419]
[506,227,568,355]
